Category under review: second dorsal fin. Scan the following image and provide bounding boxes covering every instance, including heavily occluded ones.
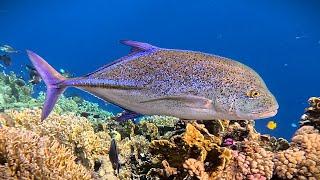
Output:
[120,40,158,53]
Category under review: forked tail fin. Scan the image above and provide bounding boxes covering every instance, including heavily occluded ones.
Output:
[26,50,67,121]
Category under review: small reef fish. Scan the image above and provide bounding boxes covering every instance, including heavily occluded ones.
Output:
[267,120,277,130]
[0,54,11,66]
[291,123,297,128]
[0,45,18,53]
[26,65,42,84]
[109,138,120,174]
[27,40,279,121]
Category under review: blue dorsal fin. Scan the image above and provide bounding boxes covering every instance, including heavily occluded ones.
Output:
[120,40,157,53]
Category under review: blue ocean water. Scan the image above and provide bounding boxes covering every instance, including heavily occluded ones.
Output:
[0,0,319,139]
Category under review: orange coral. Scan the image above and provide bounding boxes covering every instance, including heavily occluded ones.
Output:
[162,160,178,176]
[0,126,92,179]
[183,122,222,161]
[149,122,233,179]
[183,158,209,179]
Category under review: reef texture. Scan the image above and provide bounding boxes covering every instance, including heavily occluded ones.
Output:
[300,97,320,131]
[0,69,319,180]
[273,126,320,179]
[0,126,92,179]
[0,71,33,109]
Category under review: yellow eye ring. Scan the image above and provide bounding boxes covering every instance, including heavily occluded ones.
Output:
[247,90,260,98]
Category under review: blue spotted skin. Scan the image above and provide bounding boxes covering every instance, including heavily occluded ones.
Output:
[27,41,278,121]
[64,47,278,120]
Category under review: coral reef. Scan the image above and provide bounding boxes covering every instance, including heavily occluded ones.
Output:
[300,97,320,130]
[1,108,111,170]
[0,71,33,110]
[273,126,320,179]
[148,122,234,179]
[36,92,114,122]
[0,126,92,179]
[1,71,320,180]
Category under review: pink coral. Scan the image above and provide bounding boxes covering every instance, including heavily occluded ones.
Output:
[228,142,273,180]
[273,126,320,179]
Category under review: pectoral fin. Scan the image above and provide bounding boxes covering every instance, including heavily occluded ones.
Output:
[140,95,213,110]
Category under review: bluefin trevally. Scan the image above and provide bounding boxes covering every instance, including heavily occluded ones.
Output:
[27,40,278,121]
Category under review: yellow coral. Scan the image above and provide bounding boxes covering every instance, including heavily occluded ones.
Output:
[0,126,92,179]
[1,108,111,170]
[273,126,320,179]
[183,122,222,161]
[149,122,233,179]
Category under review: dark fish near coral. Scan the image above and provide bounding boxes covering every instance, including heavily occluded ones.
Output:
[15,79,26,87]
[109,138,120,174]
[27,40,278,121]
[26,64,42,84]
[0,54,12,66]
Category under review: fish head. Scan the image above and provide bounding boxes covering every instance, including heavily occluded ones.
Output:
[233,85,279,120]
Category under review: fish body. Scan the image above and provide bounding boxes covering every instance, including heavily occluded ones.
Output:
[267,120,277,130]
[26,65,42,84]
[0,54,11,66]
[27,40,278,121]
[109,139,120,174]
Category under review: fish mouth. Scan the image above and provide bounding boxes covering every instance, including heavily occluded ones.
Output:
[250,102,279,119]
[236,108,278,120]
[252,109,278,119]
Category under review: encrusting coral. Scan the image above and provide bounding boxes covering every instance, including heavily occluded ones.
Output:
[0,126,92,179]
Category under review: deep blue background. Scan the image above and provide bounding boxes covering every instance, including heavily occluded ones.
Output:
[1,0,320,139]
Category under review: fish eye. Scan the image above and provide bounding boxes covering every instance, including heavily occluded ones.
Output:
[246,90,260,98]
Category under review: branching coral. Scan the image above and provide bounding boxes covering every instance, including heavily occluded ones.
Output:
[1,108,111,170]
[0,126,92,179]
[273,126,320,179]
